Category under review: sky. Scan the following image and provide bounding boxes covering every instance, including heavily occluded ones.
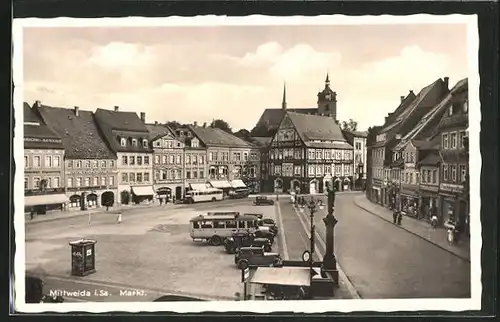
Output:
[21,22,468,131]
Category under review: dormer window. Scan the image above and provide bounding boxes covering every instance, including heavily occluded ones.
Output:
[463,100,468,113]
[132,139,138,147]
[120,138,127,147]
[448,105,453,116]
[142,139,148,148]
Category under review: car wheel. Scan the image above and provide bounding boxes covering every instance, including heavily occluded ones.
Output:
[238,260,249,270]
[211,235,222,246]
[211,197,216,202]
[273,259,281,267]
[264,245,272,252]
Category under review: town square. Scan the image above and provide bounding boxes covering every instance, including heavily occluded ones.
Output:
[17,18,474,305]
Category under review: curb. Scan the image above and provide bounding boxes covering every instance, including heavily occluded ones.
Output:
[275,202,289,260]
[352,198,471,263]
[292,205,362,300]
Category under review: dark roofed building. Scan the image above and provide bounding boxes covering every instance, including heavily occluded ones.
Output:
[23,101,68,213]
[146,122,176,141]
[266,111,354,194]
[189,125,253,148]
[33,103,119,211]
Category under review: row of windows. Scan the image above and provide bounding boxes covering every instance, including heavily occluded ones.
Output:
[208,151,255,162]
[67,176,115,188]
[120,137,149,148]
[355,142,363,150]
[153,139,182,149]
[308,149,352,160]
[24,176,61,190]
[121,155,151,166]
[421,169,438,184]
[373,148,385,161]
[67,159,115,168]
[121,172,152,183]
[442,164,467,183]
[273,164,351,177]
[442,131,467,150]
[24,155,61,168]
[154,169,186,181]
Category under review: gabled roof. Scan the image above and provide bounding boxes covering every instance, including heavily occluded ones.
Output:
[412,134,440,151]
[23,102,64,149]
[394,78,467,151]
[380,79,444,134]
[254,108,319,131]
[189,126,253,148]
[94,108,153,154]
[418,152,441,166]
[35,105,116,159]
[287,112,346,142]
[146,123,176,141]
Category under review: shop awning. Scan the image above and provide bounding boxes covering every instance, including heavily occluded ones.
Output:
[189,183,211,191]
[209,180,232,189]
[230,180,247,189]
[25,194,68,207]
[249,267,311,287]
[131,186,155,196]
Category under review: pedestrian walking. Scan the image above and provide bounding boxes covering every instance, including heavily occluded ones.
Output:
[30,210,35,221]
[392,209,398,224]
[397,211,403,225]
[116,213,122,224]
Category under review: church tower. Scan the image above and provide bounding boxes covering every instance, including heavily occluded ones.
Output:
[317,73,337,120]
[282,83,287,110]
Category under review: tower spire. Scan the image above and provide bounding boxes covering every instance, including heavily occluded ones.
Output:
[325,72,330,87]
[282,82,287,109]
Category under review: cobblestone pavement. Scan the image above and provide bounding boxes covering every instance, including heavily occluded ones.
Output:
[353,195,470,261]
[279,193,471,299]
[25,200,276,302]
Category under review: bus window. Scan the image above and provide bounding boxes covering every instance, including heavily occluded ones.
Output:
[246,220,255,228]
[237,221,246,229]
[201,221,213,228]
[213,220,225,229]
[192,222,200,229]
[226,220,237,229]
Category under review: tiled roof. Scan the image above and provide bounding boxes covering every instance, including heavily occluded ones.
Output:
[35,105,116,159]
[390,158,404,168]
[413,135,440,150]
[306,141,354,149]
[286,111,346,144]
[418,153,441,166]
[94,108,153,153]
[255,108,319,130]
[189,126,253,148]
[378,93,417,133]
[23,103,64,149]
[146,123,175,140]
[251,136,272,147]
[380,79,445,134]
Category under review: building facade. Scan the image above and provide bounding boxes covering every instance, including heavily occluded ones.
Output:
[268,111,353,194]
[23,102,67,214]
[147,123,186,201]
[343,130,368,190]
[94,107,154,205]
[36,104,118,210]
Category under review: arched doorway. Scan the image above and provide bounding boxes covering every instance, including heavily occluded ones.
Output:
[343,178,350,191]
[335,179,341,192]
[309,180,318,194]
[69,195,80,209]
[175,186,182,200]
[87,193,98,208]
[157,187,171,202]
[318,180,324,194]
[291,179,301,194]
[101,191,115,208]
[274,178,283,193]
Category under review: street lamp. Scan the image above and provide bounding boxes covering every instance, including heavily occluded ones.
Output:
[322,176,338,284]
[357,163,364,190]
[299,196,325,278]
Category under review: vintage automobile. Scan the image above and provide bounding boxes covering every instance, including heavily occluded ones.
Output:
[234,246,282,270]
[224,232,272,254]
[228,188,250,199]
[254,226,275,244]
[257,218,279,236]
[253,196,275,206]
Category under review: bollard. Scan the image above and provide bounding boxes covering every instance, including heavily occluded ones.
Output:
[117,213,122,224]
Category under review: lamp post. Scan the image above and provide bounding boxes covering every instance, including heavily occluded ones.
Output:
[357,163,364,190]
[299,196,325,279]
[322,176,338,284]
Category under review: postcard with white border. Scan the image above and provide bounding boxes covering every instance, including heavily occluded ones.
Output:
[12,14,481,313]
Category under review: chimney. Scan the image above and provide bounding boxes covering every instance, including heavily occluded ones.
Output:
[74,106,79,116]
[443,77,449,89]
[193,121,198,127]
[155,121,158,125]
[400,96,405,102]
[409,90,414,95]
[114,106,119,111]
[203,122,207,128]
[140,112,146,123]
[35,100,41,108]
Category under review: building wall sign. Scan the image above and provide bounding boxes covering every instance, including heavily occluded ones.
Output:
[440,183,464,193]
[420,184,439,192]
[400,189,417,197]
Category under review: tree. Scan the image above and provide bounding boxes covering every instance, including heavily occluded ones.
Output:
[234,129,253,142]
[121,190,130,205]
[101,191,115,211]
[341,119,358,132]
[210,119,232,133]
[250,124,274,137]
[165,121,181,129]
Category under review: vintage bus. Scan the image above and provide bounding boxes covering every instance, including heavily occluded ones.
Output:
[185,188,224,204]
[189,213,261,246]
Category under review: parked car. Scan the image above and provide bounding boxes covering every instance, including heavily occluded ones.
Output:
[254,226,275,243]
[228,188,250,199]
[234,246,282,270]
[257,218,278,235]
[224,232,272,254]
[253,196,275,206]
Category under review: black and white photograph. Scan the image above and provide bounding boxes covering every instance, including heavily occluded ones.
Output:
[13,14,481,313]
